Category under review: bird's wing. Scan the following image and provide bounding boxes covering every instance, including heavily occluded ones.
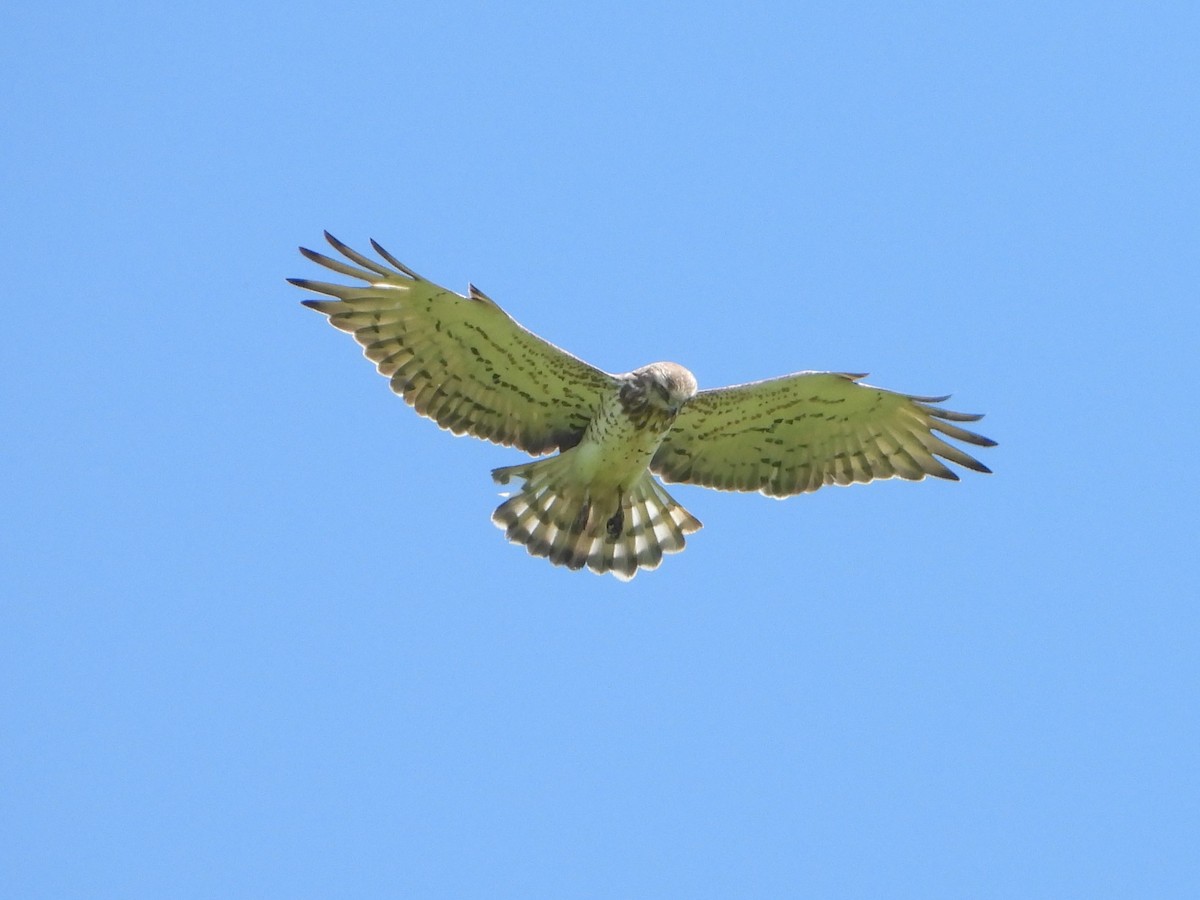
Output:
[651,371,994,496]
[291,234,617,455]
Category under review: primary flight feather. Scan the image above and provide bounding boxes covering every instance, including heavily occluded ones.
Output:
[293,233,995,580]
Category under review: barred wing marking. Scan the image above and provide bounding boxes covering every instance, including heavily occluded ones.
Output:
[291,234,617,455]
[652,372,994,496]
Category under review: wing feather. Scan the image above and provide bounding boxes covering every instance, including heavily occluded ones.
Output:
[652,371,994,496]
[293,234,616,455]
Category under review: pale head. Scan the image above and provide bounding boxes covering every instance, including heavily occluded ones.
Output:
[626,362,698,417]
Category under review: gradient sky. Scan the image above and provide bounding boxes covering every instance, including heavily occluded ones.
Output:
[3,2,1197,897]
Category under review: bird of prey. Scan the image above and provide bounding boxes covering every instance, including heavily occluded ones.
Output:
[292,233,994,580]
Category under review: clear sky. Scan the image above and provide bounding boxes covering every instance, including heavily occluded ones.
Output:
[3,2,1197,897]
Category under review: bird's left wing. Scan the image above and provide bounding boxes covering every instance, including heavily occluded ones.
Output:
[651,372,994,496]
[291,233,618,455]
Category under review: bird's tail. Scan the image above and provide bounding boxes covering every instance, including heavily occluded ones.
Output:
[491,456,702,580]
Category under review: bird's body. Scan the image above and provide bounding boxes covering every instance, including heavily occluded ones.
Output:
[292,234,994,580]
[490,363,701,578]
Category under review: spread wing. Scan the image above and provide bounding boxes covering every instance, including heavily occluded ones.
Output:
[652,372,994,496]
[291,233,617,455]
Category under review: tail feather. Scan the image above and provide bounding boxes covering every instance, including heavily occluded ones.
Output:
[491,457,701,580]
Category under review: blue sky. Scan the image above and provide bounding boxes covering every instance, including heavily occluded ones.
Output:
[3,2,1197,897]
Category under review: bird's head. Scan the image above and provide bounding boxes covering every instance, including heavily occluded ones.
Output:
[627,362,698,417]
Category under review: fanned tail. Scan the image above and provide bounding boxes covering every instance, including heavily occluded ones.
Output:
[491,457,701,581]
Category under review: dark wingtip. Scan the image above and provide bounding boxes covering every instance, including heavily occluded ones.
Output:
[287,277,309,287]
[369,239,421,278]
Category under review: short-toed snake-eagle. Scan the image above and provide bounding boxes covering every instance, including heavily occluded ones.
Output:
[292,234,994,580]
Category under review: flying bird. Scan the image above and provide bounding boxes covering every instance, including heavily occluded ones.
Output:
[292,233,994,580]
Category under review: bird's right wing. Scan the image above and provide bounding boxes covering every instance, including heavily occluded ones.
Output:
[292,233,617,455]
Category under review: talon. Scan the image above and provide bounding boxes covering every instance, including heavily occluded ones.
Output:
[606,506,624,539]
